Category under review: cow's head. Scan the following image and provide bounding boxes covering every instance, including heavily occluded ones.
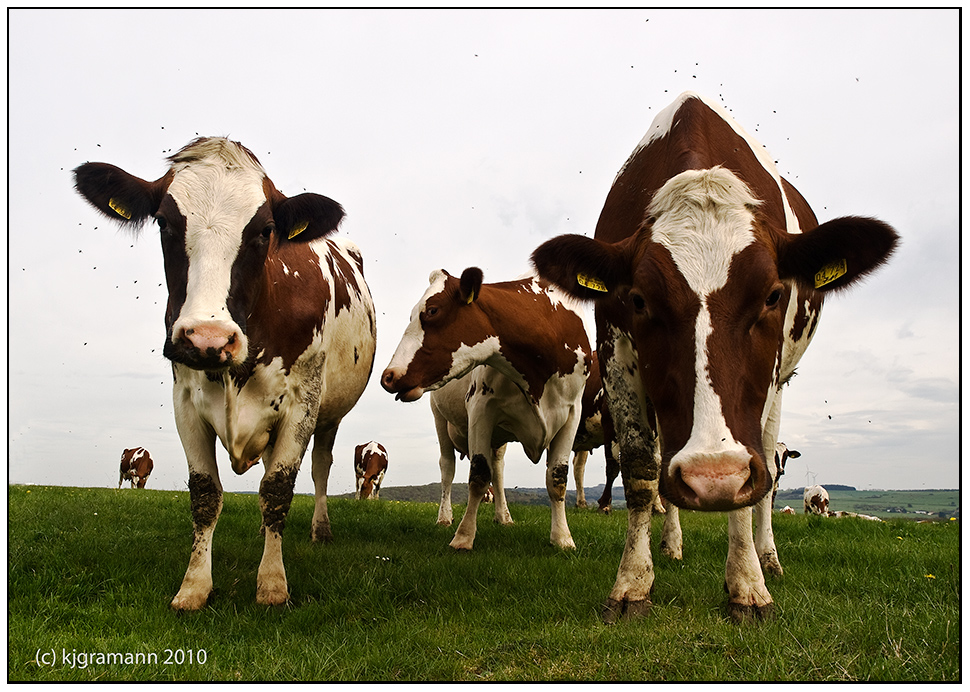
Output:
[532,167,898,512]
[74,137,344,372]
[381,267,487,402]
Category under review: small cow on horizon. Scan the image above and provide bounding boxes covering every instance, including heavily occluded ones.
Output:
[355,442,388,500]
[119,447,154,489]
[805,485,830,515]
[771,443,801,509]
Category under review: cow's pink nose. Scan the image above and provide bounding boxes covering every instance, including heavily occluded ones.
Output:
[670,450,765,511]
[177,322,244,363]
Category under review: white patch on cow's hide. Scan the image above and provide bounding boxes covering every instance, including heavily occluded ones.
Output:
[167,141,267,337]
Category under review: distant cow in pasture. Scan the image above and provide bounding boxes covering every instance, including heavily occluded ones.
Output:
[382,268,591,550]
[74,137,376,610]
[355,442,388,500]
[771,443,801,509]
[119,447,154,489]
[805,485,830,515]
[531,91,897,622]
[829,510,882,522]
[780,506,796,515]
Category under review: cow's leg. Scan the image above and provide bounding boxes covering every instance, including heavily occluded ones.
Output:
[572,450,589,508]
[490,443,513,525]
[725,507,774,622]
[601,332,659,623]
[756,393,784,576]
[659,499,683,560]
[171,416,222,611]
[432,405,456,526]
[597,441,620,513]
[450,448,498,550]
[546,423,577,549]
[310,426,338,543]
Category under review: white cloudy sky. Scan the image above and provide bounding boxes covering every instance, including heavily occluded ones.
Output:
[7,9,959,497]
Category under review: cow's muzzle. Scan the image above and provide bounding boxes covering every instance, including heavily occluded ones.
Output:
[167,320,246,370]
[662,448,769,511]
[380,367,424,402]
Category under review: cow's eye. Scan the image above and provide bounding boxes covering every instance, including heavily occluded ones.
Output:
[426,306,439,318]
[630,290,647,314]
[262,223,275,239]
[155,215,168,232]
[765,287,783,308]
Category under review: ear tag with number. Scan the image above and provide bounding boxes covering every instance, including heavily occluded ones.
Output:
[577,272,608,293]
[288,220,309,240]
[108,198,132,220]
[814,259,848,288]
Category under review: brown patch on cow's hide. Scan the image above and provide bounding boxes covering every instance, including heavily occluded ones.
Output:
[248,240,332,376]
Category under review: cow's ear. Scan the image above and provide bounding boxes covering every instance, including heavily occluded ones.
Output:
[73,162,169,226]
[273,192,345,243]
[531,234,631,301]
[459,267,483,305]
[778,216,899,293]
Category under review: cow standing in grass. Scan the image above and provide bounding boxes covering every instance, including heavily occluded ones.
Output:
[382,268,590,551]
[355,442,388,500]
[532,92,897,621]
[119,447,154,489]
[74,138,376,610]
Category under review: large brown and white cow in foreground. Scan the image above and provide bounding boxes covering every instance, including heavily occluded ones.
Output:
[355,441,388,500]
[532,92,898,622]
[74,138,376,610]
[119,447,154,489]
[381,268,591,550]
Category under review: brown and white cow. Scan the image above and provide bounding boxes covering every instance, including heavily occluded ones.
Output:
[119,447,154,489]
[74,137,376,610]
[355,441,388,500]
[804,485,830,515]
[381,268,591,550]
[569,351,618,511]
[531,92,898,622]
[772,442,801,509]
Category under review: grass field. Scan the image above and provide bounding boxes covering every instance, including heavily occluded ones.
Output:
[8,485,960,681]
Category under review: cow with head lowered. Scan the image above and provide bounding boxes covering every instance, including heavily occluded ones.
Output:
[74,137,377,610]
[381,268,591,551]
[532,92,898,622]
[355,441,388,500]
[119,447,154,489]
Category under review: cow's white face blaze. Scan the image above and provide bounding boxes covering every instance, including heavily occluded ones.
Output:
[646,168,772,509]
[159,140,271,370]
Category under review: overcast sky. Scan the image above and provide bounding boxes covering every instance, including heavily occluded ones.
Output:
[7,9,959,498]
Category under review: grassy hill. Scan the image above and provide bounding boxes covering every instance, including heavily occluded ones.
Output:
[8,485,959,681]
[354,484,959,521]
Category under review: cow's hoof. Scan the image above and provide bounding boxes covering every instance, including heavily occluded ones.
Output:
[727,601,775,623]
[659,541,683,560]
[256,585,289,607]
[601,597,651,624]
[170,590,211,612]
[598,505,612,515]
[311,523,333,544]
[436,518,453,527]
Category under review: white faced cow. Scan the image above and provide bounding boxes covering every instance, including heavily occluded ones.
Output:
[74,137,377,610]
[119,447,154,489]
[355,441,388,500]
[532,92,898,622]
[804,485,830,515]
[381,268,591,551]
[772,442,801,509]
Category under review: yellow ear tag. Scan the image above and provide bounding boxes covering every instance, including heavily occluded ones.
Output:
[814,259,848,288]
[465,291,476,305]
[577,272,608,293]
[288,220,309,240]
[108,198,132,220]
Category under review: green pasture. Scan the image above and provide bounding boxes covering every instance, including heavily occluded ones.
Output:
[8,485,959,681]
